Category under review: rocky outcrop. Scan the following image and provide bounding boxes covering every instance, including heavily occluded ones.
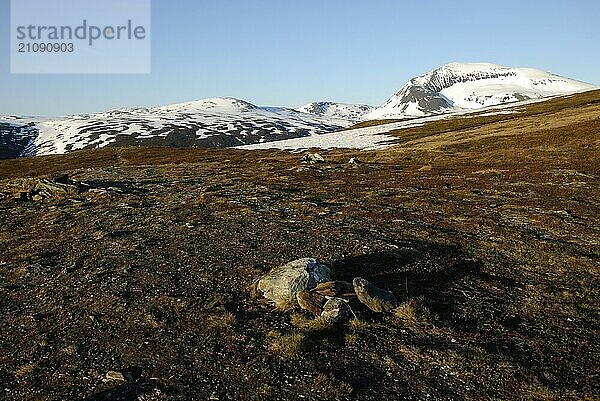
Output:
[12,174,90,201]
[255,260,399,320]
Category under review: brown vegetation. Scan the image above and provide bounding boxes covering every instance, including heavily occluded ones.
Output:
[0,91,598,400]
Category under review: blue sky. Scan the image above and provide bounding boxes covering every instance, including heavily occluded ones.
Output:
[1,0,599,116]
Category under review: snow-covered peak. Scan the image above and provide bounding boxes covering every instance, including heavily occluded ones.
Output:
[366,62,597,120]
[154,97,258,113]
[298,102,375,121]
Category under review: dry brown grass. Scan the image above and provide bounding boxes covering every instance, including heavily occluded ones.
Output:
[268,331,305,359]
[290,313,333,332]
[14,363,36,380]
[348,318,372,333]
[344,333,359,346]
[312,373,354,399]
[273,297,297,313]
[393,298,432,331]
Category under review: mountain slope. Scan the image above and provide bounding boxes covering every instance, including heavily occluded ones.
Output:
[366,62,597,119]
[0,120,38,160]
[4,98,355,157]
[297,102,375,121]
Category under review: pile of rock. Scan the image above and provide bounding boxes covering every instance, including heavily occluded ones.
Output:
[10,174,129,202]
[13,174,90,202]
[254,258,399,323]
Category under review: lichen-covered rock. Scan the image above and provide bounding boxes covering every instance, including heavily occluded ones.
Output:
[297,290,326,316]
[320,298,351,323]
[353,277,399,312]
[256,258,330,306]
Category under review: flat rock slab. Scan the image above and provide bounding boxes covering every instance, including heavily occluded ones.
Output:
[314,281,355,297]
[256,258,330,306]
[297,290,326,316]
[353,277,399,312]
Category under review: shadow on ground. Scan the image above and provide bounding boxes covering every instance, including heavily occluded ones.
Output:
[329,240,511,330]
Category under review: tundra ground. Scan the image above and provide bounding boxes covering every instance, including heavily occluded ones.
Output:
[0,91,599,400]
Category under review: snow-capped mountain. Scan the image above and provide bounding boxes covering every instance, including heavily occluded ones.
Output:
[1,63,597,159]
[366,62,597,120]
[298,102,375,121]
[0,98,356,158]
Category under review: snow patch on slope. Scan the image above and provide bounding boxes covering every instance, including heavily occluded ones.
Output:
[236,98,557,152]
[236,125,397,151]
[0,120,39,159]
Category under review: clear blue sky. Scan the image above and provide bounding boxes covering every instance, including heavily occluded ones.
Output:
[1,0,599,116]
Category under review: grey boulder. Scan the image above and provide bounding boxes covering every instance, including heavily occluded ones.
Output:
[256,258,330,306]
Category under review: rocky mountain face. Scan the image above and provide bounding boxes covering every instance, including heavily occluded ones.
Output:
[0,120,38,160]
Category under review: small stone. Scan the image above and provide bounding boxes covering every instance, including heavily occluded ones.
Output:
[313,281,354,297]
[353,277,399,312]
[297,290,326,316]
[321,298,351,323]
[301,153,326,164]
[103,370,126,382]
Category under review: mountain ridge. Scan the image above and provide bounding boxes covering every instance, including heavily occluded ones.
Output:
[0,62,597,159]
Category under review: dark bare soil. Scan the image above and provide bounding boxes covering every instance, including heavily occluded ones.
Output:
[0,91,599,400]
